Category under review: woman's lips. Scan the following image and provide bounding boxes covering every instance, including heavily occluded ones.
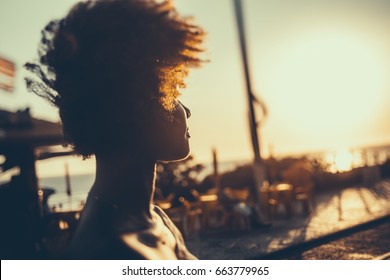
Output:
[186,127,191,138]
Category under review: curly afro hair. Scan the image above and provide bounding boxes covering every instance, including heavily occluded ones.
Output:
[25,0,205,157]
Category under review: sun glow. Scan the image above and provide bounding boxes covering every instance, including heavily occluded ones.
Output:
[325,150,349,173]
[265,28,388,150]
[333,150,354,172]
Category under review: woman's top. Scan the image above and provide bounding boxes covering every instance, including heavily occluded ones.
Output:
[66,194,197,260]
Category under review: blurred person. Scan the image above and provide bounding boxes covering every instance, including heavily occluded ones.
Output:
[25,0,205,259]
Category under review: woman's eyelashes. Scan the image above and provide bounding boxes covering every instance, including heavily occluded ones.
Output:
[178,101,191,118]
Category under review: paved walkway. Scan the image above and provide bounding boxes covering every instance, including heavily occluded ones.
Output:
[301,222,390,259]
[186,180,390,260]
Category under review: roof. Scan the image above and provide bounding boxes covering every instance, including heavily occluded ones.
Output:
[0,108,64,152]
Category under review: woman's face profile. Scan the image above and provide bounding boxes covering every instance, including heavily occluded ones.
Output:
[140,100,192,162]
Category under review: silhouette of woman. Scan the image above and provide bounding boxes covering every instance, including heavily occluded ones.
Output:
[25,0,205,259]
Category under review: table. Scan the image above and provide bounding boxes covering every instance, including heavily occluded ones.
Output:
[260,183,294,218]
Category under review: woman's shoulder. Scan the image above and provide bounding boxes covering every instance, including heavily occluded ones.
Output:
[118,229,178,260]
[67,208,178,259]
[66,201,146,259]
[119,206,197,260]
[67,202,196,259]
[67,228,145,260]
[152,205,197,260]
[118,205,181,259]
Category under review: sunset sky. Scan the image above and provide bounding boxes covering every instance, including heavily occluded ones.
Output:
[1,0,390,177]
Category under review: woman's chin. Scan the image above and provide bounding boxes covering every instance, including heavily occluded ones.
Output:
[158,146,190,162]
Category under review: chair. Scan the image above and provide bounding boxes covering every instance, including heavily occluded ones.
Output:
[281,160,316,215]
[221,188,251,230]
[182,199,203,235]
[199,192,222,229]
[293,182,316,215]
[266,183,294,218]
[164,193,204,237]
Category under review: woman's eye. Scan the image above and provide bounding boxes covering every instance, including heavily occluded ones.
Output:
[178,101,191,118]
[185,107,191,118]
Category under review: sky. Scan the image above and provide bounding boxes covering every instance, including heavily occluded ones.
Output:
[1,0,390,177]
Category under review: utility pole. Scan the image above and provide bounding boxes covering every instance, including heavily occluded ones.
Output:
[233,0,266,210]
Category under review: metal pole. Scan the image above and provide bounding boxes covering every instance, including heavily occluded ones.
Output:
[65,162,72,209]
[212,147,221,195]
[233,0,266,206]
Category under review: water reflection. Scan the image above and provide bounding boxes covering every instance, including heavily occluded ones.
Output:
[324,148,388,173]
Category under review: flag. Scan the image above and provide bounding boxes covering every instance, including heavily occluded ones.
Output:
[0,57,15,92]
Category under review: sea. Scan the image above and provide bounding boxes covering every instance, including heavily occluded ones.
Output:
[39,160,245,211]
[38,144,390,211]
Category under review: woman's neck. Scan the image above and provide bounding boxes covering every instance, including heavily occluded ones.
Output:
[90,152,156,219]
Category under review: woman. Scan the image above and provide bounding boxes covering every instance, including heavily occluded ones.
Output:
[25,0,205,259]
